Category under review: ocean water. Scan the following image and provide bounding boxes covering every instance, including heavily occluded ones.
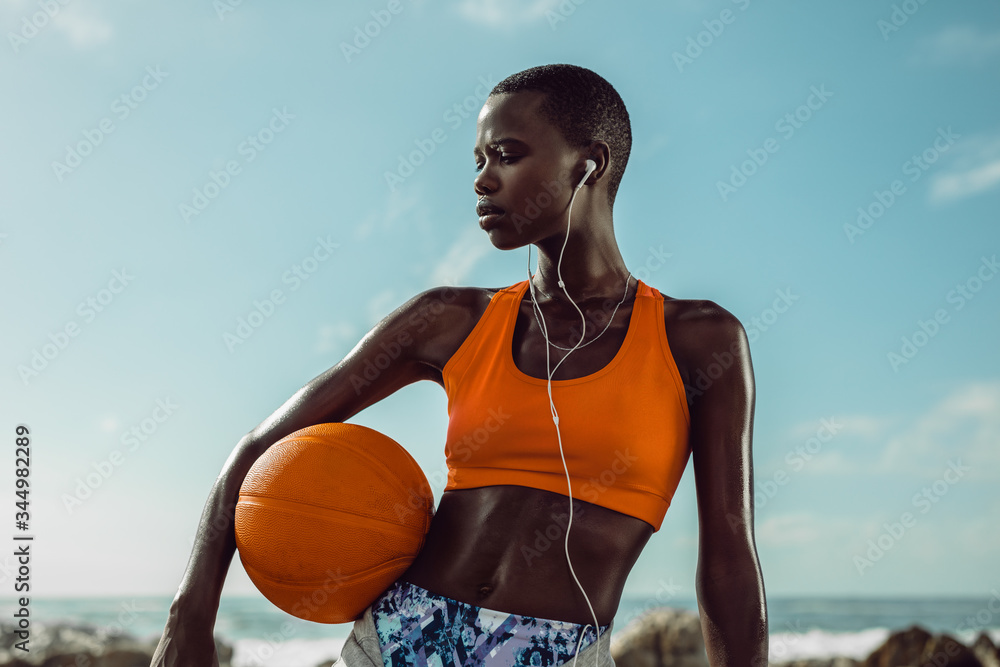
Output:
[8,595,1000,666]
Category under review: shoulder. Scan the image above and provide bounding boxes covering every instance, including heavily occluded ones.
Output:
[395,283,517,379]
[663,298,746,347]
[405,284,512,329]
[650,291,752,398]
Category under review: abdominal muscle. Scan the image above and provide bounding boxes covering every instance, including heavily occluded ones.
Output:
[397,484,655,627]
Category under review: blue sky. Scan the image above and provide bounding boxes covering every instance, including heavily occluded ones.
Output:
[1,0,998,607]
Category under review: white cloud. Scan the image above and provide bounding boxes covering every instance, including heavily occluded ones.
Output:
[757,512,861,549]
[837,414,897,439]
[876,381,1000,479]
[1,0,112,49]
[454,0,561,28]
[759,415,894,478]
[786,414,894,441]
[954,499,1000,555]
[802,449,857,474]
[314,321,357,355]
[0,0,34,15]
[366,287,398,328]
[911,25,1000,66]
[760,509,972,569]
[778,382,1000,480]
[927,130,1000,204]
[353,211,379,241]
[52,6,113,48]
[454,0,703,27]
[757,511,825,546]
[354,185,426,241]
[426,224,490,287]
[929,159,1000,203]
[385,185,423,227]
[848,498,1000,576]
[667,0,712,12]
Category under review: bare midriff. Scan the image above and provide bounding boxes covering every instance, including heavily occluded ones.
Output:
[398,484,654,627]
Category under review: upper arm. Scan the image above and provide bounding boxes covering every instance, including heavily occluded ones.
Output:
[669,300,757,577]
[243,285,472,448]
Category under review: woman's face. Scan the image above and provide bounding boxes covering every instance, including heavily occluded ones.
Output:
[473,91,581,250]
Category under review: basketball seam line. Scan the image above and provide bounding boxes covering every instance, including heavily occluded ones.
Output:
[238,495,427,535]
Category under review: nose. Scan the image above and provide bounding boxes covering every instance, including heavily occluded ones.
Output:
[474,163,497,197]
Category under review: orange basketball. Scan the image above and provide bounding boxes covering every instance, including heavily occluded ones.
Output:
[235,422,434,623]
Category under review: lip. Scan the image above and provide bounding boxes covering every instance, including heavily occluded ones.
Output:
[478,211,505,229]
[477,200,505,229]
[476,202,504,216]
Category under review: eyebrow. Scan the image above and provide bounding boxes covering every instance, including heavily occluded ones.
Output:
[472,137,527,157]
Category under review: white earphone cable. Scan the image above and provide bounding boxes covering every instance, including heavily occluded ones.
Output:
[524,173,627,667]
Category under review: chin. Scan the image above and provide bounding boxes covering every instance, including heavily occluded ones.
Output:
[482,215,555,251]
[483,227,533,252]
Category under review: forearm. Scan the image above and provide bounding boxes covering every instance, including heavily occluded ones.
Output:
[170,437,259,619]
[695,560,768,667]
[171,483,238,617]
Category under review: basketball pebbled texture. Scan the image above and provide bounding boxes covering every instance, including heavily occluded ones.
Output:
[235,422,435,624]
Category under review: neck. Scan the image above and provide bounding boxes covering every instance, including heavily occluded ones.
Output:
[529,214,631,305]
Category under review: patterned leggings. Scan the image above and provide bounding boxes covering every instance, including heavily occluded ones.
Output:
[371,579,611,667]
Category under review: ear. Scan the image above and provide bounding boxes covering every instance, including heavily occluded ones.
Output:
[582,141,612,186]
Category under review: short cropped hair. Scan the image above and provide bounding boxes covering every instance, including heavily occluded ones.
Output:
[490,64,632,208]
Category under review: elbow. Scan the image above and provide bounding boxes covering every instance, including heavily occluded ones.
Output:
[216,433,270,494]
[697,541,763,591]
[697,559,762,594]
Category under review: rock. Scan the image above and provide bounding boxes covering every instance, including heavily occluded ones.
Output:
[973,633,1000,667]
[772,659,859,667]
[923,634,981,667]
[39,657,79,667]
[38,655,148,667]
[863,625,933,666]
[863,625,983,667]
[610,607,709,667]
[0,622,232,667]
[214,637,234,666]
[94,650,155,667]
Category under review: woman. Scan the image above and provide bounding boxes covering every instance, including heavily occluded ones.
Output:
[151,64,767,667]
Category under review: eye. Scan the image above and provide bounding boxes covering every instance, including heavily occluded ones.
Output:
[474,155,520,173]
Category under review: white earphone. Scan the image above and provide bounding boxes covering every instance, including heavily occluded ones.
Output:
[525,157,605,667]
[578,159,597,190]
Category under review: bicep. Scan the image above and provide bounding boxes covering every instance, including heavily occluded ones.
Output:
[684,306,757,574]
[243,287,450,449]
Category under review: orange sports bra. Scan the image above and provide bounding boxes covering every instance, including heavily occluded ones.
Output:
[442,279,691,531]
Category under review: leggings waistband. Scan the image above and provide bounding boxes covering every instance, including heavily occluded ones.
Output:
[372,578,611,666]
